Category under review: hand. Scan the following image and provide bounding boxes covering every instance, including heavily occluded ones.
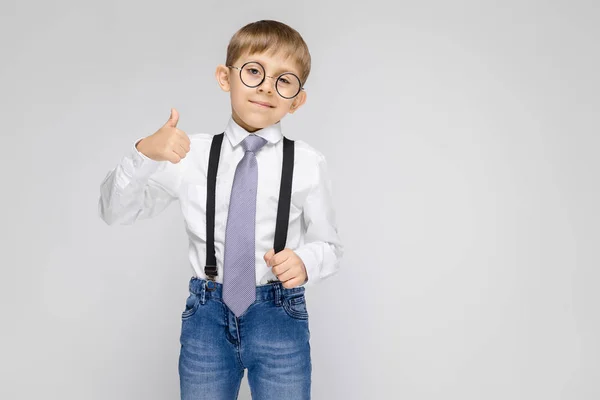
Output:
[263,248,308,289]
[136,108,191,163]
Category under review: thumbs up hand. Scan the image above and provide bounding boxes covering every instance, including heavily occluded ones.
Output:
[136,108,191,163]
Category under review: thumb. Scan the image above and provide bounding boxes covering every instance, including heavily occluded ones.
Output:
[165,108,179,128]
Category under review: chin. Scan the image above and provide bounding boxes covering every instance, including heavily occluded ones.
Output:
[240,113,277,130]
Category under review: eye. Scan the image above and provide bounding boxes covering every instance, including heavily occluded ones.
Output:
[249,68,260,75]
[279,78,290,85]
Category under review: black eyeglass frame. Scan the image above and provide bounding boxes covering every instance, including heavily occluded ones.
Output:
[227,61,305,99]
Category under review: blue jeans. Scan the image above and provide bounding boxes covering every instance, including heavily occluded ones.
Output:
[178,277,312,400]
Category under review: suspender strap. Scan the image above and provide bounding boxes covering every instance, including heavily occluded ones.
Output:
[274,136,294,253]
[204,132,224,280]
[204,133,295,281]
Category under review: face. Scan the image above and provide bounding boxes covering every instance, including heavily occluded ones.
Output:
[215,51,307,132]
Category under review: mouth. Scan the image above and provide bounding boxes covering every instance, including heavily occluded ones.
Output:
[250,100,275,108]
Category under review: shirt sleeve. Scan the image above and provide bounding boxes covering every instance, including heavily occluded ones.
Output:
[98,137,184,225]
[294,155,344,288]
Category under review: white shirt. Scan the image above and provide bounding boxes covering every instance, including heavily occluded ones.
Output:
[98,116,344,288]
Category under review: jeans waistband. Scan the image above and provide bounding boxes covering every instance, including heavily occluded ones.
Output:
[188,276,305,303]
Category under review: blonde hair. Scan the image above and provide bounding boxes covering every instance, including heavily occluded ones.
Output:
[226,20,311,86]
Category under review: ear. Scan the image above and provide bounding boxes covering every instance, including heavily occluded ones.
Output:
[215,65,231,92]
[288,90,307,114]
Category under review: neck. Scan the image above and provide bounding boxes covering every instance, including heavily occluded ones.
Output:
[232,110,259,133]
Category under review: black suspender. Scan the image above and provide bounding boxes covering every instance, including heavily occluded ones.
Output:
[273,135,295,254]
[203,132,295,282]
[203,133,224,280]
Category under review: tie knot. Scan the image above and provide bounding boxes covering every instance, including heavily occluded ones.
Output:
[241,134,268,154]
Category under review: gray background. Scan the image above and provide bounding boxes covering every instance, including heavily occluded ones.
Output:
[2,0,598,399]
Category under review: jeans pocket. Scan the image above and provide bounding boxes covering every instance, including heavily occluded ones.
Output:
[181,292,200,321]
[282,292,309,320]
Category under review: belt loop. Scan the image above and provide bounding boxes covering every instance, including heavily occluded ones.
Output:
[200,279,207,305]
[273,283,282,306]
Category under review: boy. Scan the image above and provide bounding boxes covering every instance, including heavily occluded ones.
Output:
[98,20,343,400]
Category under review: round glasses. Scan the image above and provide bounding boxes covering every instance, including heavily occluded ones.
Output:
[227,61,304,99]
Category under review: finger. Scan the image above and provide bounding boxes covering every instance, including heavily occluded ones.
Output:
[176,137,190,153]
[270,251,290,267]
[276,266,295,282]
[165,108,179,128]
[264,249,275,263]
[178,143,188,155]
[183,138,191,152]
[179,130,191,146]
[174,131,191,151]
[172,146,186,159]
[167,150,181,164]
[281,276,303,289]
[271,261,293,277]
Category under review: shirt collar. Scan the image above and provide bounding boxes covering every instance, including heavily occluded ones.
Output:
[224,115,283,148]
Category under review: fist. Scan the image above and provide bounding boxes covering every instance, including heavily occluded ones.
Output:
[136,108,191,164]
[263,248,308,289]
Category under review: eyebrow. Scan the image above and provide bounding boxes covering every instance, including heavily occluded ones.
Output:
[249,59,299,77]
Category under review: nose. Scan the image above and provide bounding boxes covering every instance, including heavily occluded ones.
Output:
[257,76,275,94]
